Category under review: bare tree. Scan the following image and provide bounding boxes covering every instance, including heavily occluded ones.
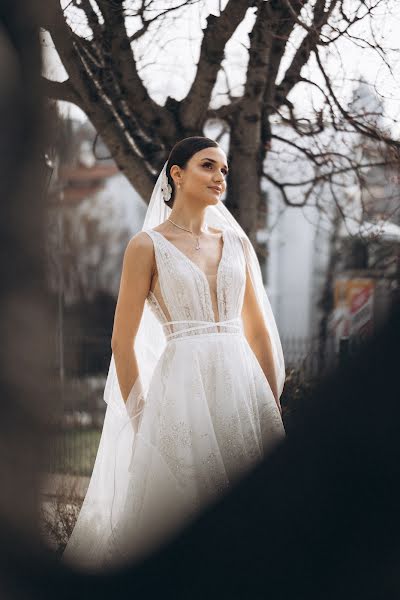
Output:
[4,4,400,599]
[41,0,400,247]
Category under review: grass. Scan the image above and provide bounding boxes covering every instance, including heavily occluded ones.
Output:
[48,428,101,476]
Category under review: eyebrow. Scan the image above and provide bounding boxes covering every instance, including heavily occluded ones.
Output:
[201,157,229,171]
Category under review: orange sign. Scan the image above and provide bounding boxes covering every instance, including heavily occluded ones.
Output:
[331,278,375,343]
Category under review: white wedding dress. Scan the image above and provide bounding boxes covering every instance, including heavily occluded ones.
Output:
[62,224,285,571]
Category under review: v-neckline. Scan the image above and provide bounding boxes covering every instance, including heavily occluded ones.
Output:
[150,228,227,322]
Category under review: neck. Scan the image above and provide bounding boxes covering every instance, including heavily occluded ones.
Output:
[168,205,207,236]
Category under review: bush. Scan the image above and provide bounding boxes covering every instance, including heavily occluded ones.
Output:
[281,366,319,434]
[41,478,82,556]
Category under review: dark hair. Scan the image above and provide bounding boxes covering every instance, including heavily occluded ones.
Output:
[165,136,219,207]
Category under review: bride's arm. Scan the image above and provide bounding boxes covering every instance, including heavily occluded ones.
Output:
[111,232,154,410]
[241,265,281,412]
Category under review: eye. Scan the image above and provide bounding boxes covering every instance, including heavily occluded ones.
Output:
[202,162,228,176]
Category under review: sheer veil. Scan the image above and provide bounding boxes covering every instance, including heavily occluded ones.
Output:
[62,161,285,571]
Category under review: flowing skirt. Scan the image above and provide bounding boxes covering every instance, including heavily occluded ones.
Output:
[62,330,286,571]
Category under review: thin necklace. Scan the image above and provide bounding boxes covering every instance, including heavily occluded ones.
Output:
[167,218,208,251]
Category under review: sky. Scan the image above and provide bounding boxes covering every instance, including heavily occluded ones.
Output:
[42,0,400,134]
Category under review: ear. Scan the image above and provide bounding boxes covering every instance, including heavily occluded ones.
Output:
[170,164,182,186]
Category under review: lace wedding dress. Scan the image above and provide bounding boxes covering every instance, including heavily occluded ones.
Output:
[62,223,285,571]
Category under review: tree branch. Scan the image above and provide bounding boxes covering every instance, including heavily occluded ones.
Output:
[206,98,243,121]
[128,0,199,42]
[180,0,250,132]
[94,0,176,143]
[44,4,93,106]
[263,153,398,210]
[80,0,104,40]
[274,0,338,107]
[314,46,400,151]
[41,76,81,105]
[261,1,304,146]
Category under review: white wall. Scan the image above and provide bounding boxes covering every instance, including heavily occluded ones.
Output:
[266,193,332,340]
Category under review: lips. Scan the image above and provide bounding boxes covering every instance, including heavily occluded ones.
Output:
[209,186,222,193]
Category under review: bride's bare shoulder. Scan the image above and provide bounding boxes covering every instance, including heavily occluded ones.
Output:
[123,231,155,267]
[127,230,154,249]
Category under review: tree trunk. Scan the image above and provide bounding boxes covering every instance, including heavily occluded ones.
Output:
[226,104,265,246]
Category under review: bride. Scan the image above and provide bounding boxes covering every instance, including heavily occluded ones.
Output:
[62,136,286,571]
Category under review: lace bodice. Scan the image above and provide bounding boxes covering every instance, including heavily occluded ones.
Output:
[143,227,247,339]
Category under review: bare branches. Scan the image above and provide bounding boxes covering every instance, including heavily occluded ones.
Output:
[47,0,178,174]
[41,0,400,230]
[267,160,395,192]
[44,3,95,106]
[80,0,104,39]
[180,0,250,132]
[89,0,168,131]
[314,46,400,150]
[128,0,199,42]
[263,0,400,227]
[263,171,309,207]
[264,121,399,227]
[275,0,339,107]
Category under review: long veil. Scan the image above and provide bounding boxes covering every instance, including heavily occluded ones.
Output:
[61,161,285,571]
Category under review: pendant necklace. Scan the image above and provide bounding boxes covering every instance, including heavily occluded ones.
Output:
[167,218,208,250]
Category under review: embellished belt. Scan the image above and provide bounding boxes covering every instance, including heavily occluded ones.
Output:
[163,317,243,341]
